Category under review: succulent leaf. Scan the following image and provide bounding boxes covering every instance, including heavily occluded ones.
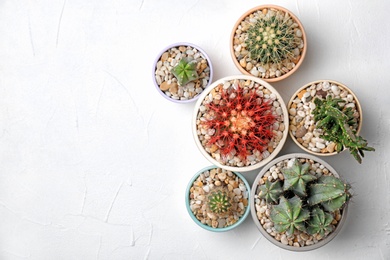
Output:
[307,207,334,237]
[258,180,283,204]
[171,57,199,86]
[270,196,310,236]
[282,160,317,197]
[312,95,375,163]
[308,175,351,212]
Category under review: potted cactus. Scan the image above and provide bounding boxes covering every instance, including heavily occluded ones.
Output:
[152,42,213,103]
[230,5,306,82]
[288,80,374,163]
[185,166,251,231]
[192,75,289,172]
[251,153,351,251]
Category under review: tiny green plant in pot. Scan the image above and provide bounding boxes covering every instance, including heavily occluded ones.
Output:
[186,166,251,231]
[153,42,213,103]
[251,153,351,251]
[230,5,307,82]
[192,75,289,172]
[288,80,374,163]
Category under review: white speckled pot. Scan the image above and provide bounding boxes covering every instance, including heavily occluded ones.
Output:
[250,153,350,251]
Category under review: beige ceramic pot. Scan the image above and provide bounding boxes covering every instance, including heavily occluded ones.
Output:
[288,80,363,156]
[230,5,307,82]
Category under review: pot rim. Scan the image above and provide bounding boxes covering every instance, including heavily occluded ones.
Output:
[192,75,289,172]
[152,42,214,104]
[230,4,307,82]
[185,165,251,232]
[287,79,363,156]
[250,153,350,251]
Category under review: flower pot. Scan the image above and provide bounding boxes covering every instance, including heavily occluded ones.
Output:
[192,75,289,172]
[185,165,251,232]
[230,5,307,82]
[250,153,350,251]
[288,80,363,157]
[152,42,213,103]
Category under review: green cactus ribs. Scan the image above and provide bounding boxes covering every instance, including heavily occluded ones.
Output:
[307,207,334,238]
[207,189,232,214]
[312,95,375,163]
[270,196,310,236]
[258,180,283,204]
[308,175,352,212]
[282,159,317,197]
[171,57,199,86]
[245,12,299,65]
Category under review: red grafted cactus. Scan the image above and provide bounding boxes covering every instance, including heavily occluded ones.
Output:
[203,84,276,160]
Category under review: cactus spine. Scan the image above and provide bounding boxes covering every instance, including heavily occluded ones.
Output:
[171,57,199,86]
[258,180,283,204]
[282,160,317,197]
[245,12,299,65]
[270,196,310,236]
[207,189,232,215]
[308,175,351,212]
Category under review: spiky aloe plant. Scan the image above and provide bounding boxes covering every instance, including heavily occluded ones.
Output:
[308,175,351,212]
[207,189,232,215]
[258,180,283,204]
[245,12,299,65]
[171,57,199,86]
[282,160,317,197]
[312,96,375,163]
[270,196,310,236]
[202,84,276,160]
[307,207,334,237]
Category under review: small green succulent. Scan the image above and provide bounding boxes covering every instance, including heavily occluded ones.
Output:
[308,175,351,212]
[307,207,334,238]
[171,57,199,86]
[245,13,299,65]
[282,160,317,197]
[312,96,375,163]
[270,196,310,236]
[258,180,283,204]
[207,189,231,215]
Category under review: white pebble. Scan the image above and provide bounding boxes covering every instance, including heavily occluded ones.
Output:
[309,102,316,110]
[233,188,241,195]
[296,29,302,37]
[289,108,297,116]
[281,234,288,245]
[203,185,210,193]
[316,142,326,149]
[297,110,306,117]
[250,67,259,77]
[331,84,340,95]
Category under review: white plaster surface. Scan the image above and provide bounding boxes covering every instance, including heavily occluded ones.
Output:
[1,0,389,259]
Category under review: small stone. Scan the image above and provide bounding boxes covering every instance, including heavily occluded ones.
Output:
[316,142,326,149]
[295,126,307,138]
[217,172,226,181]
[250,67,259,77]
[297,110,306,117]
[327,142,336,153]
[289,108,297,116]
[239,58,246,68]
[297,89,307,99]
[331,84,340,95]
[215,180,221,186]
[296,29,302,37]
[160,81,170,91]
[169,83,178,94]
[179,46,187,52]
[246,62,253,71]
[316,89,328,98]
[161,52,169,62]
[281,234,288,245]
[233,188,241,195]
[309,102,316,110]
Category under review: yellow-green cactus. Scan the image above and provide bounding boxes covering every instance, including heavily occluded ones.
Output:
[207,189,231,215]
[282,160,317,197]
[171,57,199,86]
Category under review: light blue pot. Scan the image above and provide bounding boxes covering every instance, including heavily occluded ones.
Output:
[185,165,251,232]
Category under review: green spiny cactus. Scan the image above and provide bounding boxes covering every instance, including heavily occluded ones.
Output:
[245,13,299,65]
[312,96,375,163]
[258,180,283,204]
[270,196,310,236]
[307,207,334,237]
[308,175,351,212]
[207,189,232,215]
[171,57,199,86]
[282,160,317,197]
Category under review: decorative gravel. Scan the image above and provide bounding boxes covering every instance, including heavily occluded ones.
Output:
[232,7,304,79]
[195,79,285,167]
[289,81,360,154]
[254,157,343,247]
[154,45,211,101]
[189,168,248,229]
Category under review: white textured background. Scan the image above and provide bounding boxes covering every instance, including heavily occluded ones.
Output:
[1,0,389,259]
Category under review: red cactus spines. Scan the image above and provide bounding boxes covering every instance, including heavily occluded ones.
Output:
[202,84,277,160]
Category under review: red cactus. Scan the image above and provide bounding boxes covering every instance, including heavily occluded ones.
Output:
[202,84,276,160]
